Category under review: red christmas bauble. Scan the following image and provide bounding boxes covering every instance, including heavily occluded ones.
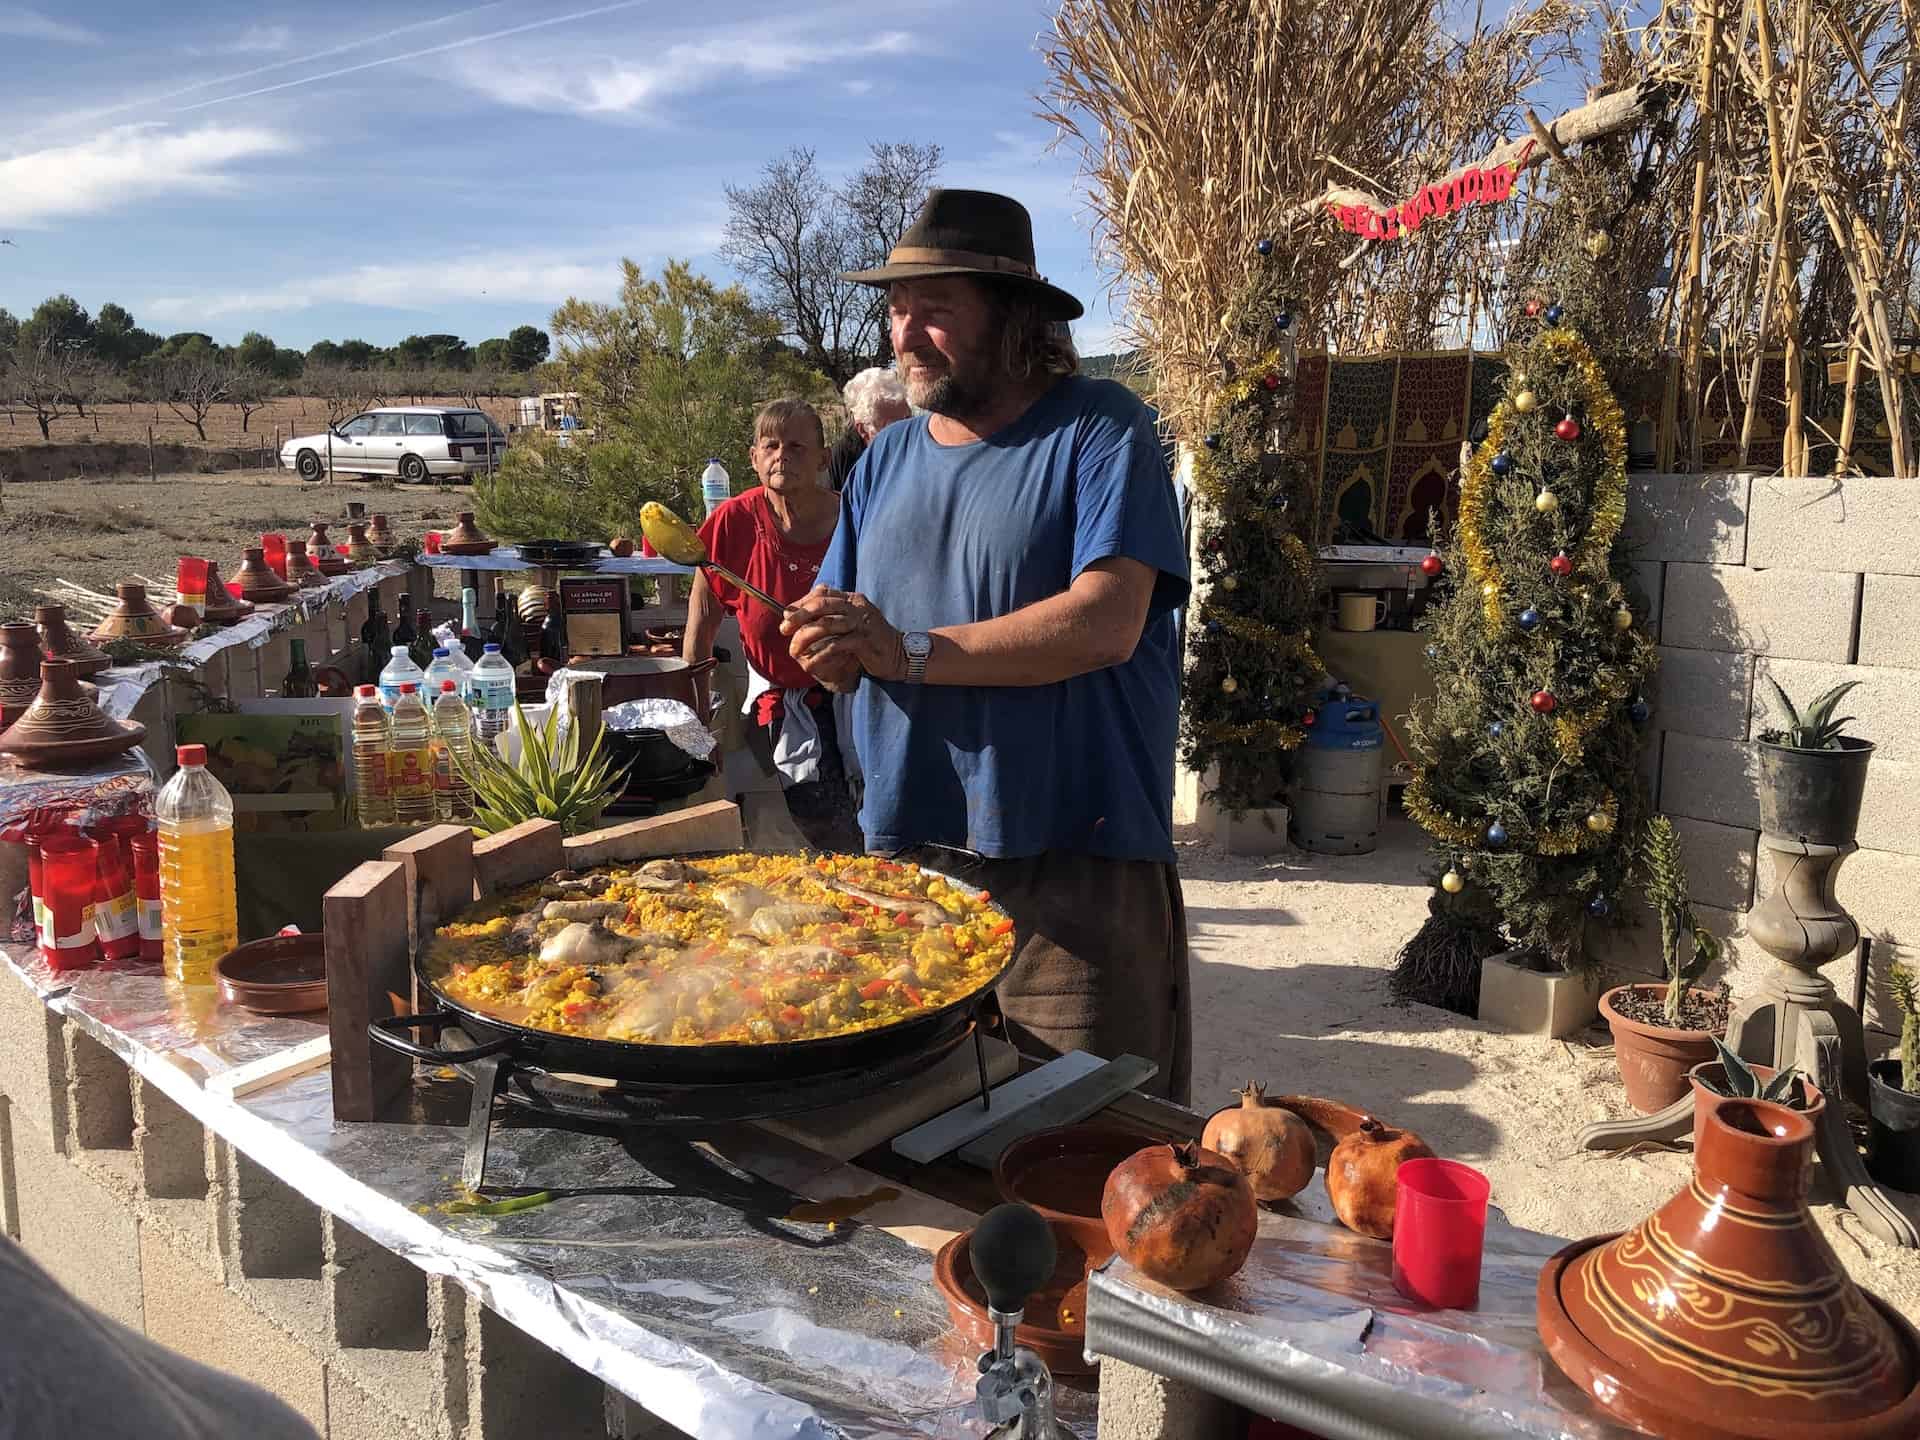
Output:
[1261,373,1281,391]
[1549,552,1574,577]
[1302,708,1317,727]
[1530,690,1557,714]
[1419,553,1443,577]
[1555,416,1582,442]
[1524,298,1543,318]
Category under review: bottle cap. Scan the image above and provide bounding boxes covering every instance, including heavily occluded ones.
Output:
[433,647,449,658]
[441,680,456,692]
[484,644,501,653]
[392,645,409,656]
[399,683,417,693]
[176,743,208,766]
[355,685,376,698]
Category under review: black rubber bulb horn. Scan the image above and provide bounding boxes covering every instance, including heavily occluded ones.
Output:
[969,1203,1057,1316]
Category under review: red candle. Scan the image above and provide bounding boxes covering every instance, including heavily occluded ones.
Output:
[128,830,163,963]
[176,556,209,610]
[37,834,102,972]
[262,532,289,580]
[423,530,443,555]
[91,817,144,965]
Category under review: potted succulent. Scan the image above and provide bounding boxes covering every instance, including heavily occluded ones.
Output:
[1601,816,1727,1113]
[1756,678,1872,844]
[1867,962,1920,1191]
[1688,1038,1822,1152]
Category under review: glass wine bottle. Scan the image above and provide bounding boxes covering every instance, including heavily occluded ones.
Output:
[281,639,317,698]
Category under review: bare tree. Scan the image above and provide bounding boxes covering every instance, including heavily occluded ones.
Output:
[63,359,115,432]
[4,345,74,440]
[159,355,231,441]
[229,365,269,433]
[722,142,941,384]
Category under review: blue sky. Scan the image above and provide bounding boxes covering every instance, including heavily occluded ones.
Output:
[0,1,1126,355]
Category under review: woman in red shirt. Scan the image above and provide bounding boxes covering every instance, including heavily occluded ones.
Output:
[682,398,861,853]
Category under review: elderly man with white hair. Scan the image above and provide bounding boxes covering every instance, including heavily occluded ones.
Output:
[827,366,911,492]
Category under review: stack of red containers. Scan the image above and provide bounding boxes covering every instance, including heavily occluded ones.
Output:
[10,807,162,973]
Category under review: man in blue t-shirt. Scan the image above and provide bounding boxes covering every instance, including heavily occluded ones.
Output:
[780,189,1193,1101]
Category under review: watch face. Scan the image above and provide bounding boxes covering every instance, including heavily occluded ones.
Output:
[905,632,932,659]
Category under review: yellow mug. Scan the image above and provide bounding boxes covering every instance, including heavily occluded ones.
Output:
[1336,592,1388,632]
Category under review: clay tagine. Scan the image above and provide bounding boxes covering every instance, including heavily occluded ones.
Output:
[284,540,326,589]
[345,522,378,566]
[33,604,111,678]
[439,511,495,555]
[200,562,254,625]
[1539,1097,1920,1439]
[307,520,334,554]
[89,583,188,648]
[1,622,45,726]
[233,547,294,604]
[366,513,396,554]
[0,659,146,767]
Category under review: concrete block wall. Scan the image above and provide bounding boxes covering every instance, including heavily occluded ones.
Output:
[0,960,683,1439]
[1620,473,1920,1040]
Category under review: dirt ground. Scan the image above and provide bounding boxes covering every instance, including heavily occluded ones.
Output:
[1177,813,1920,1324]
[0,394,520,451]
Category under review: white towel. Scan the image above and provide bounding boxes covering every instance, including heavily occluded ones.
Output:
[740,666,859,790]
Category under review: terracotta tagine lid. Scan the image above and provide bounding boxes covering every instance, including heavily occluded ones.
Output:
[307,520,334,554]
[284,540,325,589]
[345,522,378,565]
[1538,1098,1920,1439]
[0,659,145,766]
[439,511,495,555]
[33,604,112,678]
[89,582,188,648]
[1,622,45,725]
[234,547,294,603]
[367,513,395,553]
[200,562,254,625]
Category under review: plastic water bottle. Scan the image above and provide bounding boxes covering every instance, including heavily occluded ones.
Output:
[467,644,516,745]
[154,744,238,985]
[430,681,476,821]
[351,685,392,826]
[387,684,437,824]
[377,644,425,712]
[423,646,464,702]
[701,457,730,515]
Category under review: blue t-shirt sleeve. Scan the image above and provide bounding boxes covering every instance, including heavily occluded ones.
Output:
[818,467,862,593]
[1069,386,1191,620]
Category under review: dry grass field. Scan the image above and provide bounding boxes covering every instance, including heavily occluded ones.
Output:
[0,393,522,452]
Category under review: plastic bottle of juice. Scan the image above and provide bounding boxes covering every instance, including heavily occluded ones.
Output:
[430,681,476,821]
[377,645,426,712]
[388,684,437,824]
[352,685,393,826]
[468,643,516,745]
[154,744,238,984]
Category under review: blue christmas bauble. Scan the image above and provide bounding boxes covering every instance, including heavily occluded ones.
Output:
[1256,237,1274,257]
[1490,451,1515,476]
[1205,620,1222,636]
[1587,894,1612,918]
[1272,495,1290,513]
[1518,607,1541,631]
[1488,720,1504,738]
[1485,822,1509,847]
[1274,311,1292,331]
[1425,644,1439,660]
[1545,304,1565,326]
[1629,699,1651,724]
[1203,432,1221,450]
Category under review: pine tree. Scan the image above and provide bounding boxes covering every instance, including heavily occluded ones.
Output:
[1402,277,1657,973]
[1181,246,1324,812]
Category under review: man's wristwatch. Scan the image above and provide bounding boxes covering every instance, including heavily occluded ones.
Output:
[902,631,932,684]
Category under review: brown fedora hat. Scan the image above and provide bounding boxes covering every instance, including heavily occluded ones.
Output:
[843,188,1083,321]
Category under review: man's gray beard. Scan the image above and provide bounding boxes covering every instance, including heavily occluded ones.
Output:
[908,368,992,421]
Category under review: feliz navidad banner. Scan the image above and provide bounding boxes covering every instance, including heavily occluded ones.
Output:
[1326,141,1536,241]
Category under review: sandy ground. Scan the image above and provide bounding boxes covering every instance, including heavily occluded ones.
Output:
[1176,812,1920,1323]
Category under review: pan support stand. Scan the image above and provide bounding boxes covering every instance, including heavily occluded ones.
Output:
[462,1055,508,1192]
[1577,836,1918,1246]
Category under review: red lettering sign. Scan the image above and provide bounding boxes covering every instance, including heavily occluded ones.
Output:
[1324,141,1535,242]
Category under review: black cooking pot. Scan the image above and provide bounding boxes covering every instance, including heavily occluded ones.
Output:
[605,727,694,784]
[517,539,607,567]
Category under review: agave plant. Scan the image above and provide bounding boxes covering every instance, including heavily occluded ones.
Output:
[1758,677,1861,751]
[1695,1037,1808,1108]
[1642,815,1721,1026]
[455,703,630,837]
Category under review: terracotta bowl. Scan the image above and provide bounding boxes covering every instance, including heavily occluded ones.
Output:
[993,1122,1163,1270]
[933,1222,1094,1377]
[214,933,328,1015]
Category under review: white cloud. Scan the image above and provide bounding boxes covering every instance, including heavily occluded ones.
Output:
[451,27,915,117]
[185,23,294,57]
[842,79,875,96]
[0,5,101,44]
[0,123,295,227]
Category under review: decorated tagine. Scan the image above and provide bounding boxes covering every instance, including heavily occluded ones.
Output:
[345,522,379,566]
[33,604,111,677]
[1,622,46,727]
[283,540,326,589]
[233,547,294,604]
[200,561,253,626]
[89,582,188,648]
[440,511,495,555]
[0,659,146,766]
[1538,1097,1920,1439]
[366,513,396,554]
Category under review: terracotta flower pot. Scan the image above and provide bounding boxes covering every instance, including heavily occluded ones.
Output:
[234,547,294,603]
[200,563,254,625]
[1,622,45,727]
[0,659,146,766]
[367,514,395,553]
[89,583,188,648]
[284,540,325,589]
[1539,1098,1920,1439]
[1686,1060,1824,1153]
[33,604,111,677]
[1601,984,1721,1114]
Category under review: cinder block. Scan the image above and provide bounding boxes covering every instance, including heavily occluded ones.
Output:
[324,1212,428,1350]
[326,1366,431,1440]
[1478,951,1603,1038]
[605,1389,697,1438]
[1671,815,1757,913]
[1748,475,1920,575]
[1649,647,1752,741]
[0,1096,18,1240]
[466,1298,606,1440]
[1637,727,1663,810]
[8,1101,144,1330]
[1660,564,1858,661]
[63,1023,134,1156]
[1096,1355,1244,1440]
[1593,898,1744,989]
[226,641,264,701]
[1623,471,1752,563]
[1659,732,1760,830]
[259,630,292,698]
[1856,758,1920,857]
[219,1139,331,1346]
[1859,575,1920,671]
[1629,560,1663,642]
[139,1225,328,1433]
[1204,802,1292,855]
[1753,658,1920,764]
[0,962,69,1148]
[130,1070,213,1255]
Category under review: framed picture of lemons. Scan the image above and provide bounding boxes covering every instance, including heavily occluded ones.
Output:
[174,701,352,832]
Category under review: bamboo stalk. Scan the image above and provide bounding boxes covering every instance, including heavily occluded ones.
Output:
[1836,320,1865,474]
[1685,0,1726,473]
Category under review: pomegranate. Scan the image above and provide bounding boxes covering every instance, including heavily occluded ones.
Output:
[1101,1142,1258,1291]
[1202,1081,1315,1202]
[1270,1095,1434,1239]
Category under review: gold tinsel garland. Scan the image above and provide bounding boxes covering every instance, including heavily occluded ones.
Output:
[1207,612,1321,663]
[1202,720,1308,749]
[1404,778,1618,857]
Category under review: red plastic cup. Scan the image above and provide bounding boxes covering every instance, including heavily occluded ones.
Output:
[1391,1158,1491,1309]
[423,530,443,555]
[262,532,289,580]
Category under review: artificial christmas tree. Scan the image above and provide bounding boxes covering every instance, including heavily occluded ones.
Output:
[1181,246,1324,813]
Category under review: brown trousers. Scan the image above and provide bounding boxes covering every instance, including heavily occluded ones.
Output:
[915,849,1191,1104]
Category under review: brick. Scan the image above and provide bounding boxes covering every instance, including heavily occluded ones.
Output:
[1753,659,1920,765]
[1749,474,1920,575]
[0,962,68,1148]
[1649,647,1752,740]
[139,1225,328,1433]
[1671,816,1757,912]
[1623,471,1751,563]
[1859,574,1920,670]
[1660,564,1857,661]
[1659,732,1760,830]
[1629,560,1663,642]
[8,1103,144,1329]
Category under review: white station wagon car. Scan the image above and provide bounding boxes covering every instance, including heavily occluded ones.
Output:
[280,406,506,484]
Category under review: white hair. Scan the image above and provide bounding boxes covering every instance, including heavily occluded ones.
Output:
[842,366,909,427]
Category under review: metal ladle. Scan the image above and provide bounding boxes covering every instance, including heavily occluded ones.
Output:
[638,502,789,613]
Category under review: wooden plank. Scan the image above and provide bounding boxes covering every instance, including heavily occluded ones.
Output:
[891,1050,1107,1165]
[764,1037,1019,1162]
[206,1034,331,1100]
[383,825,476,1008]
[472,818,564,894]
[559,800,743,869]
[956,1055,1159,1170]
[323,860,412,1122]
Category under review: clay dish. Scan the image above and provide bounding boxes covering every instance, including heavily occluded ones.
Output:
[994,1122,1164,1271]
[934,1223,1093,1377]
[233,547,294,603]
[0,659,145,766]
[214,933,328,1015]
[90,582,188,648]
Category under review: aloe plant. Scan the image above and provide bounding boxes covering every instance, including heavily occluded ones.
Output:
[1642,815,1720,1026]
[1758,677,1861,751]
[1893,962,1920,1096]
[1695,1037,1808,1108]
[455,703,630,837]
